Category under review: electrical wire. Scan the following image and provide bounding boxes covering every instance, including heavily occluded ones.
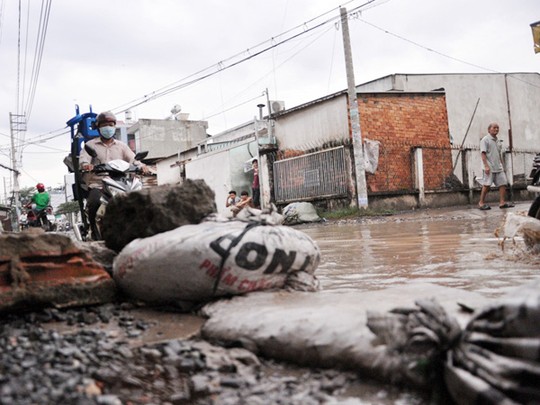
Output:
[201,24,335,121]
[358,17,540,90]
[24,0,52,120]
[111,0,379,115]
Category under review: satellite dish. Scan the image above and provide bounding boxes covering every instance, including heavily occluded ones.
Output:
[171,104,182,115]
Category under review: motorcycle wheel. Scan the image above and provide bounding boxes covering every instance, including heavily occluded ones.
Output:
[73,223,84,241]
[91,225,102,241]
[528,195,540,219]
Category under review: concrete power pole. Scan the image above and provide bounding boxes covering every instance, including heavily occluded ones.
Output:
[9,112,25,230]
[340,7,368,208]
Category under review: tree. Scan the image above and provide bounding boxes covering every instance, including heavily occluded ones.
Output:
[19,186,35,205]
[56,201,80,215]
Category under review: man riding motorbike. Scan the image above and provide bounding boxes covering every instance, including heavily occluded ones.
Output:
[79,111,149,239]
[25,183,51,228]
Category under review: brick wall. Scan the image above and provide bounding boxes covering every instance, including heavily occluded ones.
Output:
[358,93,451,193]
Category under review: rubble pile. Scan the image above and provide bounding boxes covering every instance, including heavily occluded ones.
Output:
[0,304,390,405]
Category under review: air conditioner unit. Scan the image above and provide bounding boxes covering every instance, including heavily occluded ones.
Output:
[270,100,285,114]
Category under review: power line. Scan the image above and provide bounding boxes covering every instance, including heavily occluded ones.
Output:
[24,0,53,120]
[358,17,540,90]
[0,127,69,151]
[201,24,335,121]
[111,0,379,115]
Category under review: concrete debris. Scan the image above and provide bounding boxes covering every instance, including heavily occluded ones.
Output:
[0,231,116,313]
[101,179,217,252]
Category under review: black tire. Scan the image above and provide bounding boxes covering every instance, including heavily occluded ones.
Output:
[528,196,540,219]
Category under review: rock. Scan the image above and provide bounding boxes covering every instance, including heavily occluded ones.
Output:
[0,232,116,313]
[101,179,217,252]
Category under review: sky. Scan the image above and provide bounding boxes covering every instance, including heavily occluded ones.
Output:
[0,0,538,197]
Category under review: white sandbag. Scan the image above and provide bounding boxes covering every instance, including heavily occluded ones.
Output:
[201,284,489,386]
[496,212,540,252]
[113,218,321,303]
[282,202,321,225]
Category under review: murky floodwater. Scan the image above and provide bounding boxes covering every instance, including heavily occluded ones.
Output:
[299,202,539,299]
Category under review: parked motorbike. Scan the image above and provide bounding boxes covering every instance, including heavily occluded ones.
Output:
[527,153,540,219]
[25,205,56,231]
[73,145,148,241]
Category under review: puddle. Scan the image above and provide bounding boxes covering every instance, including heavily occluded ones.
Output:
[299,202,539,299]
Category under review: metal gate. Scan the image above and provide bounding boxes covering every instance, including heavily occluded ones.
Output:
[273,146,349,203]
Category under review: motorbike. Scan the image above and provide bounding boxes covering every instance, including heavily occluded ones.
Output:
[527,153,540,219]
[72,145,148,241]
[24,205,56,231]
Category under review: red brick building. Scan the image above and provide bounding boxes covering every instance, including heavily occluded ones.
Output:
[358,92,451,193]
[270,89,454,209]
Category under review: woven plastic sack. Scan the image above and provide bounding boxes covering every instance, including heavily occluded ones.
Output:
[113,210,320,303]
[366,279,540,404]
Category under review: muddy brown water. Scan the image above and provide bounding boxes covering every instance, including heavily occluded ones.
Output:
[299,202,539,299]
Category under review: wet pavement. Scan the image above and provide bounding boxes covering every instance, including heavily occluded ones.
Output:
[299,201,539,299]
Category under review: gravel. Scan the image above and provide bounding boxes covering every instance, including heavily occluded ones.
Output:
[0,303,427,405]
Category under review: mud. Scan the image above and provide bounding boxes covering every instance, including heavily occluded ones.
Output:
[299,202,539,298]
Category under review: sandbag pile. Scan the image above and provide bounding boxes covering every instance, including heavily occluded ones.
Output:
[113,207,321,304]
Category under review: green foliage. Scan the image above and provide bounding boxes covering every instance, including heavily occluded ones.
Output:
[56,201,80,215]
[19,186,35,203]
[318,206,395,219]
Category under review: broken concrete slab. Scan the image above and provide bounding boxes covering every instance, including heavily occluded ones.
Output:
[0,230,116,313]
[101,179,217,252]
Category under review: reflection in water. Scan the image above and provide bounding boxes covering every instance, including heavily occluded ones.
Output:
[300,204,539,298]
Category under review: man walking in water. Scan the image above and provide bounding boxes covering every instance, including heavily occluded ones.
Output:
[477,122,514,210]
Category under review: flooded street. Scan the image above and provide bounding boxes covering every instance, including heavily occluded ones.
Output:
[299,202,539,299]
[12,202,538,404]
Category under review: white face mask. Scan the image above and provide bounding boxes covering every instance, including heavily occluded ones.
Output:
[99,126,116,139]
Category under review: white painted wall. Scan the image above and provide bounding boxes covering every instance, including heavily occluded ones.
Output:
[274,96,349,150]
[156,157,181,185]
[184,141,257,216]
[131,119,208,160]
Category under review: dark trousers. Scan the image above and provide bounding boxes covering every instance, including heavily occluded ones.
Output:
[252,187,260,208]
[87,188,103,237]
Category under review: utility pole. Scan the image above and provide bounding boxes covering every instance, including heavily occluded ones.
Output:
[9,112,26,230]
[340,7,368,208]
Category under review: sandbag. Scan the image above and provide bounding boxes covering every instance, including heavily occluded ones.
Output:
[496,212,540,252]
[366,279,540,404]
[282,202,321,225]
[200,284,488,385]
[113,214,321,304]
